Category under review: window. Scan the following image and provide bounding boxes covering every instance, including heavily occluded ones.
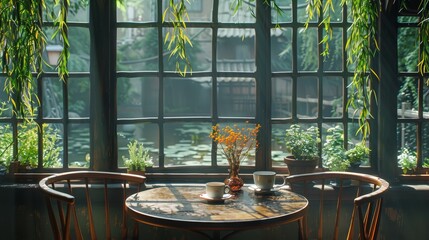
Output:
[2,0,426,180]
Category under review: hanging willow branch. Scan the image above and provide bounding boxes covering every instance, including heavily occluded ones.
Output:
[163,0,192,76]
[0,0,69,117]
[418,0,429,78]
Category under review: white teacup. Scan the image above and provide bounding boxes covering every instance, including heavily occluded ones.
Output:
[253,171,286,190]
[206,182,230,199]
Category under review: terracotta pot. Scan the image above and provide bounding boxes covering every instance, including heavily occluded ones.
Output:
[284,156,318,175]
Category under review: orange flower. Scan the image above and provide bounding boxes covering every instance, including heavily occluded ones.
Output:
[209,123,261,166]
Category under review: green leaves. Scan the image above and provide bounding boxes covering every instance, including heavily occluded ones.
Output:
[0,0,69,117]
[163,0,192,76]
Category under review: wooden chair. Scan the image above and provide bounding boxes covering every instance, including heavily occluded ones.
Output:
[286,171,389,240]
[39,171,146,240]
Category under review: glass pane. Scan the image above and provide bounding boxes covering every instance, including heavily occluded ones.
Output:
[217,29,256,72]
[0,123,13,166]
[271,124,290,167]
[43,77,64,118]
[297,27,318,71]
[323,28,343,72]
[424,79,429,118]
[218,77,256,117]
[297,77,318,118]
[347,122,361,144]
[43,124,63,168]
[163,28,212,72]
[68,27,90,72]
[272,77,292,118]
[164,122,212,166]
[398,27,418,73]
[218,0,255,23]
[422,122,429,167]
[397,123,417,153]
[68,0,89,22]
[68,124,90,168]
[117,0,157,22]
[323,77,343,118]
[118,123,159,167]
[186,0,212,22]
[0,77,13,118]
[117,28,159,71]
[271,28,292,72]
[398,77,418,119]
[117,77,159,118]
[271,0,292,23]
[164,77,212,117]
[68,77,90,118]
[298,0,314,23]
[397,16,419,23]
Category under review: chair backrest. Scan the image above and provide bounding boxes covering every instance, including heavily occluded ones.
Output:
[286,171,389,240]
[39,171,146,240]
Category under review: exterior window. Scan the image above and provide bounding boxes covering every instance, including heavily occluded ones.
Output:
[2,0,426,179]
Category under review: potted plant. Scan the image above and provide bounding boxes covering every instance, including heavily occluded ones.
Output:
[323,126,349,172]
[346,142,370,168]
[283,124,320,175]
[398,147,417,174]
[122,140,153,175]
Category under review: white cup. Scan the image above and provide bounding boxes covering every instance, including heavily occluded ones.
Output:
[253,171,286,190]
[206,182,230,199]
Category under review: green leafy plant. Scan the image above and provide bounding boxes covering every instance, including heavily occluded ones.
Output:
[0,121,61,169]
[122,140,153,171]
[284,124,320,161]
[346,142,370,166]
[398,148,417,174]
[323,126,349,171]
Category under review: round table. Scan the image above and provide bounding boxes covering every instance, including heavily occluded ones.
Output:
[125,185,308,240]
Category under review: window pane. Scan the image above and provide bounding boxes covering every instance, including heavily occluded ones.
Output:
[68,124,90,168]
[68,77,90,118]
[117,28,159,71]
[163,28,212,72]
[118,77,159,118]
[217,28,256,72]
[0,78,12,117]
[297,77,318,118]
[297,0,314,23]
[218,0,255,23]
[43,124,63,168]
[397,123,416,153]
[164,123,212,166]
[398,27,418,73]
[218,77,256,117]
[43,77,63,118]
[68,0,89,22]
[271,0,292,23]
[164,77,211,117]
[424,79,429,118]
[422,122,429,167]
[323,77,343,118]
[272,77,292,118]
[117,0,157,22]
[69,27,90,72]
[398,77,418,119]
[0,124,13,165]
[298,28,318,71]
[271,28,292,72]
[323,28,343,72]
[271,124,290,167]
[118,123,159,167]
[186,0,212,22]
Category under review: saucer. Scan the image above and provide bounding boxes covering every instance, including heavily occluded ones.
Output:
[248,185,286,194]
[199,193,232,203]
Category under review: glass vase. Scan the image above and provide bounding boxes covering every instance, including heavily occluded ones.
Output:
[224,163,244,192]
